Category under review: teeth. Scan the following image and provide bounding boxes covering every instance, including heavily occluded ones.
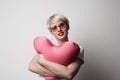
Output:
[58,32,64,36]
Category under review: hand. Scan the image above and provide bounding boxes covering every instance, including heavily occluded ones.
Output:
[38,54,45,64]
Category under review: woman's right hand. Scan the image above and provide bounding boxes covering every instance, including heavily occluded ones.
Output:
[28,53,56,77]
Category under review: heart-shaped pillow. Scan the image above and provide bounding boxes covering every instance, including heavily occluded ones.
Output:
[34,36,80,80]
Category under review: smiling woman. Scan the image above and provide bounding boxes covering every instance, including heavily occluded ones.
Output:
[28,13,84,80]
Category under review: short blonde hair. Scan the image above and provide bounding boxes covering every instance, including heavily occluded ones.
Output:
[47,13,69,30]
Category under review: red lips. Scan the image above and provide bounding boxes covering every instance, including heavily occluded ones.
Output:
[58,32,64,36]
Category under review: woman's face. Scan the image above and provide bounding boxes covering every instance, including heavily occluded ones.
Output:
[50,20,68,40]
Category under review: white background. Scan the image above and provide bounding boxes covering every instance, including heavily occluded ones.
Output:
[0,0,120,80]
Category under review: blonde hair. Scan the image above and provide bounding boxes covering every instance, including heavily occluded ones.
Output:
[47,13,69,30]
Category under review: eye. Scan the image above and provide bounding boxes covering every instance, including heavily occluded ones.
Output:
[59,23,65,28]
[51,26,57,32]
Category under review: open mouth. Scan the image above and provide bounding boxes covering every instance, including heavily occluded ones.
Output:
[58,32,64,36]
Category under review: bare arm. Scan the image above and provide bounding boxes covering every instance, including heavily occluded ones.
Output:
[38,54,83,79]
[28,54,56,77]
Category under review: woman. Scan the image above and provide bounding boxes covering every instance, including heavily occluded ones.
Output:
[28,13,84,80]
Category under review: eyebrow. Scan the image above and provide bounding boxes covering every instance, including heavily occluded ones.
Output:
[53,22,65,27]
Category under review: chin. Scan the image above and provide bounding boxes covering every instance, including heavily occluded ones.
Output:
[57,36,66,40]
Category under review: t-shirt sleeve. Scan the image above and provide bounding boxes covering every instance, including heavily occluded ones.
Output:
[78,46,84,64]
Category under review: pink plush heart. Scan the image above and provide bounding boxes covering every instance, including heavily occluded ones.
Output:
[34,36,80,80]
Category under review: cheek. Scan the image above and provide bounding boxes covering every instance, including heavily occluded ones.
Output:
[51,32,57,36]
[64,29,68,34]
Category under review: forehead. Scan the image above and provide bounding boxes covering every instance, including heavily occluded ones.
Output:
[50,20,64,27]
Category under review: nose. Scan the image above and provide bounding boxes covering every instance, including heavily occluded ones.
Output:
[57,27,62,31]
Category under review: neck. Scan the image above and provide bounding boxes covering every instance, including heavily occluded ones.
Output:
[56,37,69,45]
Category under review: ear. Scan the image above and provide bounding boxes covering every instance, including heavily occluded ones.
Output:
[48,28,52,33]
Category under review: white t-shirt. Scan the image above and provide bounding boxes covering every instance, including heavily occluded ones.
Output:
[79,46,84,63]
[38,40,84,80]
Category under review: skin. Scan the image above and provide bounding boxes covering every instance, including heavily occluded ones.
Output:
[28,20,83,80]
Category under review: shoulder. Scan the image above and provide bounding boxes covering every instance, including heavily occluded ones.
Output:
[80,46,84,54]
[78,46,84,64]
